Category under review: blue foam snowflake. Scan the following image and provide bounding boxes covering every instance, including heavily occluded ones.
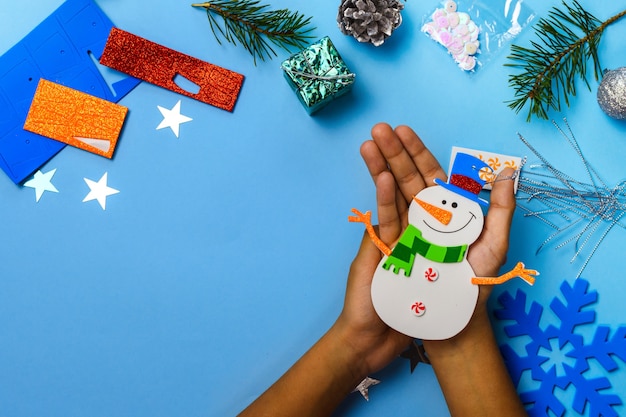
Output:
[494,279,626,416]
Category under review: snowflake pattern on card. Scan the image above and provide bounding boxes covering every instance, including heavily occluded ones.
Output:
[494,279,626,416]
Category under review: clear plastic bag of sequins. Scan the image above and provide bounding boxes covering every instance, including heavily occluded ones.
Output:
[421,0,535,72]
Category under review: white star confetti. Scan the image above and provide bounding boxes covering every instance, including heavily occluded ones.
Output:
[23,168,59,202]
[83,172,119,210]
[352,377,380,401]
[156,100,192,138]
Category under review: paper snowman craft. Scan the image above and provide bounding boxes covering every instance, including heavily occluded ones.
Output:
[350,153,537,340]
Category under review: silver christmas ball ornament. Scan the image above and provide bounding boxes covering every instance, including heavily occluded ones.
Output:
[597,67,626,119]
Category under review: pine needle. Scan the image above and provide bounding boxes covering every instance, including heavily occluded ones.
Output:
[506,0,626,122]
[192,0,315,65]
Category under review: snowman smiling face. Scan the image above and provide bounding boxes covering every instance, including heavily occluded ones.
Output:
[409,185,484,247]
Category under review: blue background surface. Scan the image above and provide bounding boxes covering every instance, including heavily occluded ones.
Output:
[1,1,625,416]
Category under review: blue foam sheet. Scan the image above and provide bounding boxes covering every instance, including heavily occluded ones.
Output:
[0,0,140,184]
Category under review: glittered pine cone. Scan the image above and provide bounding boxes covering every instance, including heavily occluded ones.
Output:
[337,0,404,46]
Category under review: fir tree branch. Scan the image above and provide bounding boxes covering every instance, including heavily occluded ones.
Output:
[192,0,315,65]
[506,0,626,121]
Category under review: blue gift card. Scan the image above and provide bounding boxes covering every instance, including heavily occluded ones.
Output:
[0,0,140,184]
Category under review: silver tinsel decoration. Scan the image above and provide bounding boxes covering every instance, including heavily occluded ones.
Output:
[337,0,404,46]
[517,119,626,278]
[597,67,626,119]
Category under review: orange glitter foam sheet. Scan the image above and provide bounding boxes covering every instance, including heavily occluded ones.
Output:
[100,28,244,111]
[23,80,128,159]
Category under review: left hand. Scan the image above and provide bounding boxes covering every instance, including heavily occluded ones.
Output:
[332,176,413,379]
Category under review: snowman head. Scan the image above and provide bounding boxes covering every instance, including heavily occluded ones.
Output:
[407,153,492,247]
[409,186,484,246]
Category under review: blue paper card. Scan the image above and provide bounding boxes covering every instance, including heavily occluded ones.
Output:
[0,0,140,184]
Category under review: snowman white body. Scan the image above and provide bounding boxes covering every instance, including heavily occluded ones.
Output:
[371,185,485,340]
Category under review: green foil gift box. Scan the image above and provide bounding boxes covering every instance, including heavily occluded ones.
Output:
[281,36,355,114]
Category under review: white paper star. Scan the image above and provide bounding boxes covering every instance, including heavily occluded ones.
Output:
[156,100,192,138]
[23,168,59,202]
[352,377,380,401]
[83,172,119,210]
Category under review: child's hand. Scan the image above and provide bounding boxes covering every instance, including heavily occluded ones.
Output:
[359,124,526,417]
[238,123,525,417]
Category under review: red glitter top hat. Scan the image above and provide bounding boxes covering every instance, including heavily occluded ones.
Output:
[434,153,492,206]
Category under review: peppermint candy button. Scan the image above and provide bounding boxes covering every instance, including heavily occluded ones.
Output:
[424,267,439,282]
[411,301,426,317]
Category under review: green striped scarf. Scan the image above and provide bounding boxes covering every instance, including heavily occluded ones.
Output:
[383,224,467,277]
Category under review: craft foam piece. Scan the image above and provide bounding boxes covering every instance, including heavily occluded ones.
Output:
[82,172,119,210]
[450,146,523,192]
[352,377,380,401]
[400,340,430,373]
[100,28,244,111]
[23,80,127,158]
[156,100,192,138]
[370,184,482,340]
[351,152,537,340]
[494,279,626,417]
[23,168,59,202]
[0,0,140,184]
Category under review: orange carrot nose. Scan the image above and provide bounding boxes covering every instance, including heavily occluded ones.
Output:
[414,197,452,225]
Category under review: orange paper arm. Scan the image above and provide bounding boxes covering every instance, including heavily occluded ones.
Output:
[471,262,539,286]
[348,208,392,256]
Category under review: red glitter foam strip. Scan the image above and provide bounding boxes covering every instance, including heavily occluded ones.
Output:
[450,174,482,194]
[100,27,244,111]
